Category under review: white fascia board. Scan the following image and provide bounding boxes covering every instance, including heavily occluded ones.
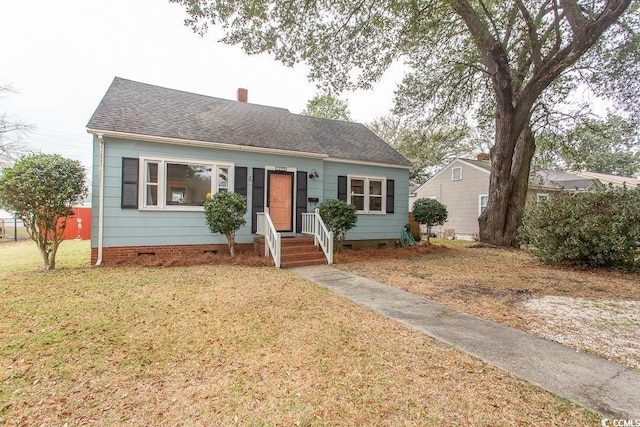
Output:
[86,128,329,160]
[456,158,492,174]
[324,157,413,170]
[418,158,490,191]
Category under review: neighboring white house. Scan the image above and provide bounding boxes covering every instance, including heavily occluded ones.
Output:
[409,158,494,240]
[409,156,620,240]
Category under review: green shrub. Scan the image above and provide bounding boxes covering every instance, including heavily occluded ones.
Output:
[318,199,358,252]
[518,187,640,269]
[412,198,448,245]
[0,153,88,270]
[204,192,247,256]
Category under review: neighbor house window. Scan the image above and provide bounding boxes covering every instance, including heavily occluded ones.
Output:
[537,193,549,202]
[452,167,462,181]
[348,176,386,213]
[141,157,233,210]
[479,194,488,215]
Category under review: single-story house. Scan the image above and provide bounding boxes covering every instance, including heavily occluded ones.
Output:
[409,156,616,240]
[87,77,411,266]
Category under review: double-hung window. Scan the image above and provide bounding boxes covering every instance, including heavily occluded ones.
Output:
[479,194,488,215]
[348,176,385,214]
[452,167,462,181]
[536,193,549,202]
[141,157,233,210]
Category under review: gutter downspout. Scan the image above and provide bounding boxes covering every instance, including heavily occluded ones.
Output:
[95,134,105,266]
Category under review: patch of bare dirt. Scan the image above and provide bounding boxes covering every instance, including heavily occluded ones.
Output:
[523,296,640,369]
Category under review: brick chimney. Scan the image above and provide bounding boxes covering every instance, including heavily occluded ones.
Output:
[237,88,248,103]
[476,153,490,161]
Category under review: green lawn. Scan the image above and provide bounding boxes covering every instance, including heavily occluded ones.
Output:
[0,240,598,426]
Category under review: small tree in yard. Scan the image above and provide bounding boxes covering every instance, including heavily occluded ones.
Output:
[412,198,448,246]
[204,191,247,256]
[519,188,640,270]
[0,153,88,270]
[318,199,357,252]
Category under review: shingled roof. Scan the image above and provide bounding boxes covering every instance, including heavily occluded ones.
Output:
[87,77,411,168]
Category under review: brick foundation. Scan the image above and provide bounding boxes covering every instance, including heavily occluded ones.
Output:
[91,243,254,265]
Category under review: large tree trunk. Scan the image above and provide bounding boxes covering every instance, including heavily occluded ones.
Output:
[454,0,632,248]
[479,124,536,247]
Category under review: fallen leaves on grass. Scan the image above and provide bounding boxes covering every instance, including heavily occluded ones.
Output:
[337,240,640,369]
[0,242,599,426]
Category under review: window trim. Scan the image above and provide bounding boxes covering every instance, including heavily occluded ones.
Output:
[537,193,550,202]
[479,194,488,215]
[452,167,462,181]
[139,156,235,211]
[347,175,386,214]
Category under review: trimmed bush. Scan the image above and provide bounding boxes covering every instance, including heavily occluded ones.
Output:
[518,187,640,269]
[204,192,247,256]
[412,198,448,245]
[317,199,358,252]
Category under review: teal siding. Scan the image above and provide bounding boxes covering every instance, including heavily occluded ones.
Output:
[322,161,410,241]
[91,136,324,249]
[91,136,409,249]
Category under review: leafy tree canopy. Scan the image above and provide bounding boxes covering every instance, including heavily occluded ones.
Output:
[369,116,487,185]
[534,115,640,178]
[0,153,88,269]
[302,93,351,121]
[173,0,637,248]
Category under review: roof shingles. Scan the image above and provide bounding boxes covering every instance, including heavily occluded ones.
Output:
[87,77,411,167]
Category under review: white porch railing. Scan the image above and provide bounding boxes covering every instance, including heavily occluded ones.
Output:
[256,209,281,268]
[301,208,333,265]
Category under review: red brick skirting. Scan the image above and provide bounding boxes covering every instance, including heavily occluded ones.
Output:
[91,243,253,265]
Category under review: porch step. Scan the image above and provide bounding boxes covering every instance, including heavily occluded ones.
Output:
[254,236,328,268]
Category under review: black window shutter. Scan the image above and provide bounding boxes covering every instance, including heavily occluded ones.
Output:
[337,175,347,202]
[234,167,248,199]
[386,179,395,214]
[296,171,308,233]
[121,157,139,209]
[251,168,265,233]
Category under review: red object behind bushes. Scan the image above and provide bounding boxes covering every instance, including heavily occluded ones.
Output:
[59,207,91,240]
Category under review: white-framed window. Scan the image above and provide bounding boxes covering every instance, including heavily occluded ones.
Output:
[140,156,233,210]
[452,167,462,181]
[479,194,488,215]
[348,175,386,214]
[537,193,550,202]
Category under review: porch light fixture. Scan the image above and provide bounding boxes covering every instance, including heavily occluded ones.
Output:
[309,169,319,179]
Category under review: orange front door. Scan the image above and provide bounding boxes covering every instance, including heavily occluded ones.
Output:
[268,172,293,231]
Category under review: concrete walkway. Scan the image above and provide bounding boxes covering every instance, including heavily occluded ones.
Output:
[291,265,640,419]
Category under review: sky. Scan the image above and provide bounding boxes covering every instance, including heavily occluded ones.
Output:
[0,0,405,174]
